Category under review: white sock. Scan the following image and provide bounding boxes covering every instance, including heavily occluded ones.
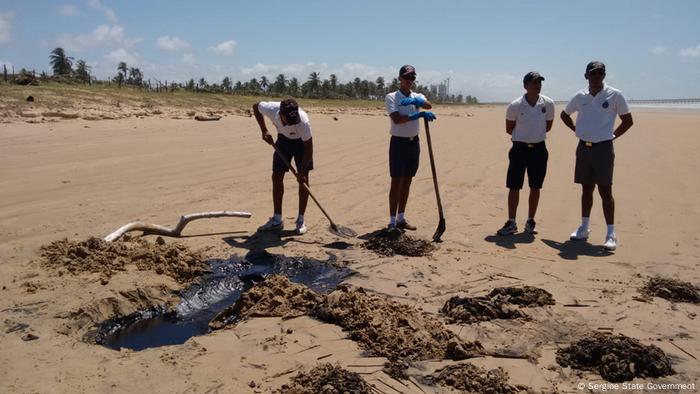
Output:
[607,224,615,236]
[581,217,590,229]
[296,214,304,223]
[273,213,282,222]
[390,216,396,225]
[397,212,405,222]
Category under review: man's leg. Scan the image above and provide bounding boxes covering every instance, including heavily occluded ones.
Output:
[508,189,519,219]
[570,183,595,240]
[598,184,614,225]
[528,188,540,219]
[272,172,285,215]
[389,177,401,220]
[298,171,310,216]
[258,171,286,231]
[581,183,595,218]
[599,183,616,249]
[398,176,412,215]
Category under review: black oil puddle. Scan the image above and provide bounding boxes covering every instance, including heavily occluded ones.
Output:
[91,250,353,351]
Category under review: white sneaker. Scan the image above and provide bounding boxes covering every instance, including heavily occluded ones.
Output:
[570,226,590,241]
[258,217,283,232]
[603,234,617,251]
[295,220,307,235]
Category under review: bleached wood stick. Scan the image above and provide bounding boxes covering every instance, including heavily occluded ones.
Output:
[104,211,252,242]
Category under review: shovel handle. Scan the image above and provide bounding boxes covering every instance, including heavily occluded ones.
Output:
[424,118,444,216]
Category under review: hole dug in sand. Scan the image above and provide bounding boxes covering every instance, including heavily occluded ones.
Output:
[441,286,555,324]
[422,363,528,393]
[84,252,350,350]
[640,277,700,304]
[556,332,674,382]
[40,236,208,284]
[278,363,373,394]
[362,228,436,257]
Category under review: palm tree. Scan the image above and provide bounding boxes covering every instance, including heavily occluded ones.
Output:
[329,74,338,91]
[271,74,287,95]
[74,60,91,83]
[288,77,300,97]
[49,47,73,76]
[247,78,261,95]
[222,77,232,93]
[128,67,143,86]
[117,62,128,77]
[260,76,269,94]
[198,77,208,90]
[375,76,385,98]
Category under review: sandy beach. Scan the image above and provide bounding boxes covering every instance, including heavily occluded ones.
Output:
[1,104,699,393]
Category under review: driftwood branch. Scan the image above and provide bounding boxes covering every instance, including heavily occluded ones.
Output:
[194,114,221,121]
[104,211,252,242]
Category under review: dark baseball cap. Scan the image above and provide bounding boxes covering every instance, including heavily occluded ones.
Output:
[523,71,545,84]
[586,61,606,74]
[399,65,416,78]
[280,98,300,125]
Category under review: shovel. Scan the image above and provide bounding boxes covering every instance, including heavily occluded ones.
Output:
[424,118,446,242]
[268,140,357,238]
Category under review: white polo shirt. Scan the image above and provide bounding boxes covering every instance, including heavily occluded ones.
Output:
[505,94,555,143]
[563,84,630,143]
[385,90,427,138]
[257,101,312,141]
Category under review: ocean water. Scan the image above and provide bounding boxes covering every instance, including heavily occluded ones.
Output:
[629,103,700,113]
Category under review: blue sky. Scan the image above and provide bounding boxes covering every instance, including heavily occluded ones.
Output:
[1,0,699,101]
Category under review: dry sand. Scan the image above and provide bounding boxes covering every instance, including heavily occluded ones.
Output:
[1,103,699,393]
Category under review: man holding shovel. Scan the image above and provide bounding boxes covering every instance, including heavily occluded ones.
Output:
[253,98,313,235]
[385,65,437,230]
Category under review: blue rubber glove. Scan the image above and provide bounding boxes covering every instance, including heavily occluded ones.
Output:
[409,111,437,121]
[399,97,426,108]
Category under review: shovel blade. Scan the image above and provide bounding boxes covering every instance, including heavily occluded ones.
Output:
[432,217,446,242]
[330,223,357,238]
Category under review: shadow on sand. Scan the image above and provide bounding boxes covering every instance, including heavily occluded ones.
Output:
[541,239,613,260]
[484,233,536,250]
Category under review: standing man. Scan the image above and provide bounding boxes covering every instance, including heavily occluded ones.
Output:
[561,61,634,250]
[497,71,555,236]
[253,98,313,235]
[385,65,437,229]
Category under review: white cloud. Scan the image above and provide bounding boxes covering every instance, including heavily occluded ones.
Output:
[0,12,14,43]
[649,46,666,55]
[56,4,80,16]
[680,44,700,57]
[88,0,117,22]
[157,35,191,52]
[208,40,237,56]
[58,24,141,52]
[105,48,141,66]
[182,53,196,65]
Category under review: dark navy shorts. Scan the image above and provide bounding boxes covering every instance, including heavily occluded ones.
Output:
[272,134,314,173]
[575,140,614,185]
[506,141,548,189]
[389,135,420,178]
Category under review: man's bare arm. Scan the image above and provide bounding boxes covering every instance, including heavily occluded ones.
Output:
[506,120,516,135]
[613,113,633,140]
[560,111,576,133]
